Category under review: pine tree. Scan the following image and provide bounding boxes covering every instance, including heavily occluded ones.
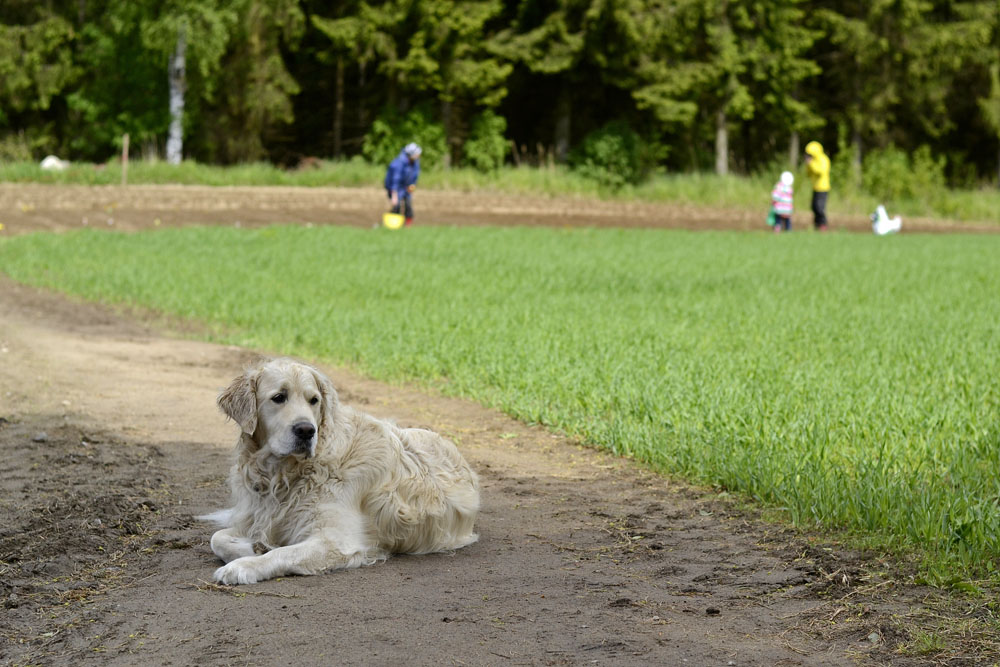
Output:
[496,0,646,163]
[0,3,76,157]
[311,1,388,158]
[393,0,511,166]
[633,0,818,174]
[964,0,1000,184]
[198,0,305,163]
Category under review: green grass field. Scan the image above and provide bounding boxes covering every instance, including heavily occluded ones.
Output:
[2,224,998,582]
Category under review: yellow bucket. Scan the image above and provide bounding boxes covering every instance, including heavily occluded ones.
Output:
[382,212,405,230]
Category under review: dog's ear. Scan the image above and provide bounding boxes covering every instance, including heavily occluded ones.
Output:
[218,367,260,435]
[310,366,339,436]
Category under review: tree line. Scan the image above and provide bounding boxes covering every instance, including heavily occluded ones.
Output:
[2,0,999,185]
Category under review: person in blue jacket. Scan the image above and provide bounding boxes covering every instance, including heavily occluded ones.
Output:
[384,142,422,226]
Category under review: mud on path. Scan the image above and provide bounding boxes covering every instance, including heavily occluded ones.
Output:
[1,182,997,235]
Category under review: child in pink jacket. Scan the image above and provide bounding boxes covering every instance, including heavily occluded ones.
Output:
[770,171,794,233]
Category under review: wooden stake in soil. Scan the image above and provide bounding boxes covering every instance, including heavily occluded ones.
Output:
[122,133,129,186]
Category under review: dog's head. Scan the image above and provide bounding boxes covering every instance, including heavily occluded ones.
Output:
[218,358,338,459]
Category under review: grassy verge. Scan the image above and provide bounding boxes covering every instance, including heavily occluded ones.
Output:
[0,159,383,188]
[1,224,998,582]
[2,159,999,225]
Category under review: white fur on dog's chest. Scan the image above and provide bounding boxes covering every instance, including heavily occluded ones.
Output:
[234,472,344,548]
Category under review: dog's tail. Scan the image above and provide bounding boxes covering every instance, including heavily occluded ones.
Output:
[196,508,234,527]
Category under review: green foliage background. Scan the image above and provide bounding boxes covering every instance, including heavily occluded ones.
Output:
[2,0,1000,186]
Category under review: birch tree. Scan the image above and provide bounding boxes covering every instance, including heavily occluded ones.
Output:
[140,1,238,163]
[166,24,186,164]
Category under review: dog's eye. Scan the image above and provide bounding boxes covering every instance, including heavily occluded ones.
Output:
[309,396,320,405]
[271,393,287,404]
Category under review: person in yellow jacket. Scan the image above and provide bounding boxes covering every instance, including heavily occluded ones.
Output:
[804,141,830,231]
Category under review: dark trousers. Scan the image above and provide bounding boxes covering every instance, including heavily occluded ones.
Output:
[387,189,413,219]
[774,215,791,231]
[811,191,829,228]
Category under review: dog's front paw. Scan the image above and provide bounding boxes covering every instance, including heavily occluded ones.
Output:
[211,529,256,563]
[214,557,264,585]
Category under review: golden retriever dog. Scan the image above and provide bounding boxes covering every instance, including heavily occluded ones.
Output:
[201,358,480,585]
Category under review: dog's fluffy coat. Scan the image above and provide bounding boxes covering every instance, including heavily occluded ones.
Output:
[204,358,480,584]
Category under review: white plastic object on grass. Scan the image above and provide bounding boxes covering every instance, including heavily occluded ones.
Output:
[40,155,70,171]
[871,205,902,236]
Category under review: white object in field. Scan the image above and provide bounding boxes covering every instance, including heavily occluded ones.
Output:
[40,155,69,171]
[871,205,902,235]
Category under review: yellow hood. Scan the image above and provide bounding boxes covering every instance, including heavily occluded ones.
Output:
[804,141,830,192]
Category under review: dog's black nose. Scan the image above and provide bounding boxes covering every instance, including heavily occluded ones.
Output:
[292,422,316,441]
